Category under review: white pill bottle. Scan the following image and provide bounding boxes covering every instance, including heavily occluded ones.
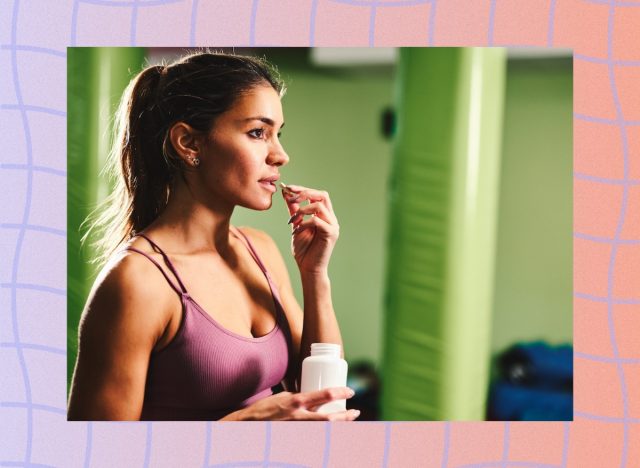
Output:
[300,343,348,414]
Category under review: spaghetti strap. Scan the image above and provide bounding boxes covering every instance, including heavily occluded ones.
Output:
[135,233,189,294]
[231,227,268,274]
[125,247,185,296]
[231,227,283,305]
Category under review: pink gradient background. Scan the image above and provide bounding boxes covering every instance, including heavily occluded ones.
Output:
[1,0,638,466]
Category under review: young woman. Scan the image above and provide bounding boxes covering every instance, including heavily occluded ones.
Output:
[67,52,358,421]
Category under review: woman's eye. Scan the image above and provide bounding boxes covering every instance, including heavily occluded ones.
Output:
[248,128,265,139]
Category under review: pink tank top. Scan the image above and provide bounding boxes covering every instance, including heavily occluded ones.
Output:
[125,228,294,421]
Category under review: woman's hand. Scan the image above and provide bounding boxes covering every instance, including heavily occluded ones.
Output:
[282,184,339,275]
[224,387,360,421]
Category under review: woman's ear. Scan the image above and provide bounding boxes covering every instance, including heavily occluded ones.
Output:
[168,122,202,165]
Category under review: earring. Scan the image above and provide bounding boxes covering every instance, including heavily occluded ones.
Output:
[189,157,200,167]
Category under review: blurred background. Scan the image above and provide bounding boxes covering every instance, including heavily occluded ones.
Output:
[68,47,572,421]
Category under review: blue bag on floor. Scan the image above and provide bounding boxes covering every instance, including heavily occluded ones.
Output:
[488,342,573,420]
[489,381,572,420]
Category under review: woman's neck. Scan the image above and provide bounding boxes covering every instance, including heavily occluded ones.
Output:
[143,180,235,256]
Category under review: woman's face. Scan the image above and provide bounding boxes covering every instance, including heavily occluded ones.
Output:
[197,84,288,211]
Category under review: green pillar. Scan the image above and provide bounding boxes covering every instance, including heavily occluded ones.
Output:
[67,47,146,392]
[382,48,506,420]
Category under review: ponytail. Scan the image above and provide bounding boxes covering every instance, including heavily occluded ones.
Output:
[121,65,176,235]
[82,65,172,264]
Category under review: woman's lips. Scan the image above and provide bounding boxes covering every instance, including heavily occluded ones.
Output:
[259,180,277,193]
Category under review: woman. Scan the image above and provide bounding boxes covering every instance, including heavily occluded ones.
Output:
[67,52,358,421]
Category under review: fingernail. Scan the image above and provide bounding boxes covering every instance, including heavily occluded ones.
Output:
[346,388,355,397]
[292,226,306,236]
[287,213,299,224]
[352,410,361,418]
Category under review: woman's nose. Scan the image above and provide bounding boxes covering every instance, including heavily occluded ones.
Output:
[268,141,289,167]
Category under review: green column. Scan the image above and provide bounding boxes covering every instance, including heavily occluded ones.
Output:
[382,48,506,420]
[67,47,146,392]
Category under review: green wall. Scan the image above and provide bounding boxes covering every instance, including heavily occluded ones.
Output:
[490,58,573,353]
[382,48,507,420]
[67,48,146,389]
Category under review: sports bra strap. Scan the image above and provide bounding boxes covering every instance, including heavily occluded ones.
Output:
[125,247,186,296]
[231,227,268,274]
[231,227,283,305]
[125,229,281,302]
[136,233,189,294]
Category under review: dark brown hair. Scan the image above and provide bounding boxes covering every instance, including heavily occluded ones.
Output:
[83,51,285,263]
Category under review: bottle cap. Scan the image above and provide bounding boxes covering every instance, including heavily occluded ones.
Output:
[310,343,341,357]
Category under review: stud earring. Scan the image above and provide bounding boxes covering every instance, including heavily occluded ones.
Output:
[189,157,200,167]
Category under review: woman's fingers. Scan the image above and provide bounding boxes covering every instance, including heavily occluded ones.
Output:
[281,189,301,216]
[298,387,354,409]
[288,202,335,226]
[283,184,334,212]
[292,215,338,237]
[243,390,358,421]
[281,185,339,235]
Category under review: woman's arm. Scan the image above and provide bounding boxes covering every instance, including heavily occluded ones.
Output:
[299,269,342,360]
[67,254,174,420]
[285,185,343,369]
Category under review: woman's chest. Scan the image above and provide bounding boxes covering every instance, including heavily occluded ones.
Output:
[172,255,278,339]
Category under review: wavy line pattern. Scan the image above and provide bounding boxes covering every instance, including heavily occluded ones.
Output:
[0,0,637,466]
[603,1,631,465]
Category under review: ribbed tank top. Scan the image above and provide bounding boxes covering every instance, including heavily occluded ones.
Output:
[125,227,293,421]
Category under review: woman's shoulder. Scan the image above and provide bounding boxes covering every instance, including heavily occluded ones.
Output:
[73,247,178,392]
[82,247,179,329]
[96,244,171,294]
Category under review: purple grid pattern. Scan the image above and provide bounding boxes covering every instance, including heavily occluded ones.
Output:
[601,2,629,466]
[0,0,637,466]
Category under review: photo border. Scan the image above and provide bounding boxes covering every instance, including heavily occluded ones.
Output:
[1,1,637,466]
